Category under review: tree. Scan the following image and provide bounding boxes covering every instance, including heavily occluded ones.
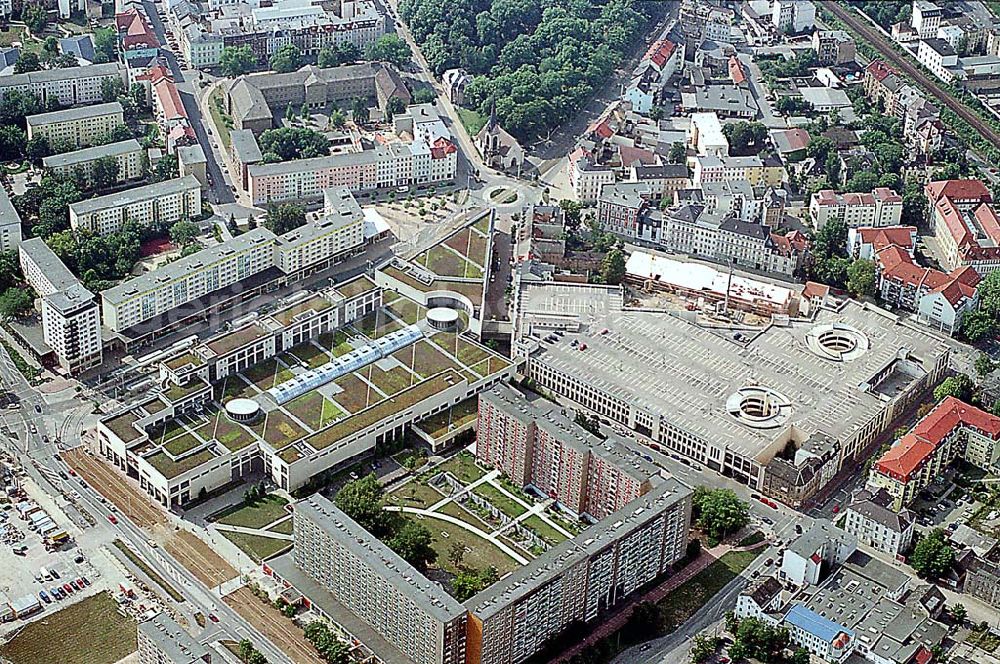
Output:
[933,374,973,403]
[91,156,119,190]
[220,46,256,77]
[22,3,48,34]
[689,633,718,663]
[366,34,412,67]
[788,648,811,664]
[329,110,347,130]
[386,96,407,119]
[0,90,42,128]
[729,617,790,663]
[976,353,996,379]
[101,77,126,103]
[93,28,117,64]
[692,487,750,543]
[452,566,498,601]
[334,473,391,536]
[352,97,369,125]
[304,621,349,664]
[847,259,876,298]
[317,47,340,68]
[387,520,437,571]
[660,142,684,166]
[910,529,955,579]
[170,220,200,246]
[949,602,967,624]
[0,288,33,320]
[269,44,302,73]
[721,122,767,155]
[0,126,25,161]
[25,136,51,163]
[447,541,465,568]
[13,52,40,75]
[413,87,436,104]
[152,154,179,182]
[600,248,626,285]
[258,127,330,161]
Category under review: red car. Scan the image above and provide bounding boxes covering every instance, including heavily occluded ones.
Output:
[107,514,118,525]
[62,583,73,594]
[208,614,219,623]
[832,504,840,514]
[68,469,76,476]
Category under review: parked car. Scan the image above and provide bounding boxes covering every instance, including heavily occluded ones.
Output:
[77,577,87,587]
[50,569,59,579]
[107,514,118,525]
[62,583,73,594]
[39,590,50,603]
[50,586,62,600]
[208,613,219,623]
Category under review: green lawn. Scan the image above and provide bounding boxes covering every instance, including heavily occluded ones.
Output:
[522,515,568,546]
[656,549,762,633]
[112,540,185,603]
[0,592,137,664]
[475,483,527,519]
[268,519,294,535]
[387,481,443,509]
[436,452,485,483]
[209,87,233,150]
[406,514,518,577]
[220,531,291,562]
[457,107,487,136]
[212,495,289,529]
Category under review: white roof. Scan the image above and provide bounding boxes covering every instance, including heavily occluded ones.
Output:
[625,251,792,307]
[690,112,728,148]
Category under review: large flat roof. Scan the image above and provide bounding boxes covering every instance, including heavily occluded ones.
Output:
[518,283,950,460]
[26,101,123,126]
[102,227,275,304]
[42,139,142,169]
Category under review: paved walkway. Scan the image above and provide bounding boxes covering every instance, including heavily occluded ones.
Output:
[213,523,293,541]
[427,470,500,512]
[385,505,531,565]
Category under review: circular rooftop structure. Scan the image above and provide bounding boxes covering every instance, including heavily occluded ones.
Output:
[805,323,869,362]
[225,398,261,422]
[427,307,460,331]
[726,386,792,429]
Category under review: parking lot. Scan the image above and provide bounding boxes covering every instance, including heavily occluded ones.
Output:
[0,474,107,635]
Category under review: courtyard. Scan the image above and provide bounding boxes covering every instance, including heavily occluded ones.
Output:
[385,451,586,584]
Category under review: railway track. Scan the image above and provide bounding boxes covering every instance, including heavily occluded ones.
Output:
[823,1,1000,149]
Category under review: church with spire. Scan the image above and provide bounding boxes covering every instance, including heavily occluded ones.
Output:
[474,100,525,174]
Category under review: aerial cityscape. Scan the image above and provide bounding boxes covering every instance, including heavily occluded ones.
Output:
[3,1,1000,664]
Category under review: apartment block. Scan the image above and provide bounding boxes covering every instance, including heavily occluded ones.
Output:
[0,63,126,107]
[43,139,145,187]
[568,148,615,204]
[269,470,692,664]
[69,175,202,234]
[19,239,102,374]
[26,102,125,149]
[137,612,213,663]
[476,384,658,521]
[101,187,367,334]
[809,188,902,229]
[869,396,1000,509]
[0,186,22,251]
[291,496,468,664]
[467,478,692,664]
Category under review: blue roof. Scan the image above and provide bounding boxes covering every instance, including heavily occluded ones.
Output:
[785,605,854,643]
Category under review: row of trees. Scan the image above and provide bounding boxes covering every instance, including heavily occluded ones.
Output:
[221,34,412,77]
[303,622,349,664]
[335,474,438,571]
[236,638,268,664]
[258,127,330,163]
[400,0,652,141]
